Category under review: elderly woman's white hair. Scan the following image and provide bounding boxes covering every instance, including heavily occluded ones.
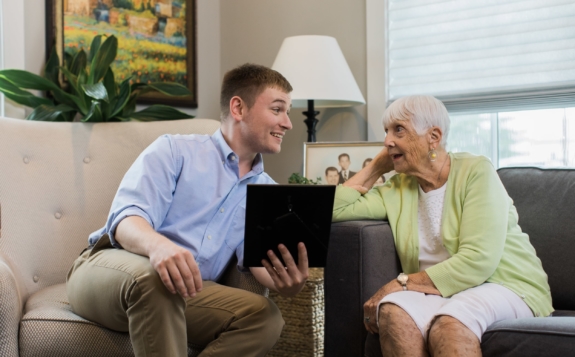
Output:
[382,95,450,146]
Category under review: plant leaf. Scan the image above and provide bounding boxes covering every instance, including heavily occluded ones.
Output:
[147,82,192,96]
[0,76,54,108]
[88,35,102,63]
[103,69,117,118]
[60,67,80,94]
[129,105,194,121]
[0,69,61,91]
[45,47,60,86]
[88,35,117,85]
[103,69,116,97]
[69,50,88,76]
[50,86,87,114]
[110,77,132,118]
[26,104,76,121]
[82,82,109,102]
[82,101,104,122]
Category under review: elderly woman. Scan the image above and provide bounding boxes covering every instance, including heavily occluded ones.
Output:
[333,95,552,356]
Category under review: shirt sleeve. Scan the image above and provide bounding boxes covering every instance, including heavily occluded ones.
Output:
[332,185,388,222]
[425,158,509,297]
[98,135,180,247]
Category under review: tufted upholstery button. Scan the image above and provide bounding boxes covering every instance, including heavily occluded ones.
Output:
[33,275,39,283]
[55,212,62,219]
[83,157,91,164]
[23,156,30,164]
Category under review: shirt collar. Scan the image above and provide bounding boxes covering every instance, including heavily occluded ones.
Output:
[211,129,264,175]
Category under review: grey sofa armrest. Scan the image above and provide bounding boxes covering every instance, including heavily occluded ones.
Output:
[325,220,401,357]
[0,257,23,357]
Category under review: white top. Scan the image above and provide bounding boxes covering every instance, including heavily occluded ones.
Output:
[418,182,451,271]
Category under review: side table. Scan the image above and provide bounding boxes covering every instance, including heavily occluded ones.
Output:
[268,268,324,357]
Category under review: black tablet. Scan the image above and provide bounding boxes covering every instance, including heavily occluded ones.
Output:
[243,184,336,268]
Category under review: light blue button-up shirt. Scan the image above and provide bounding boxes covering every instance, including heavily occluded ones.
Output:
[88,129,275,281]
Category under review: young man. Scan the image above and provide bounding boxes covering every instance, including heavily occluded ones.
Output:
[66,64,309,357]
[338,153,356,184]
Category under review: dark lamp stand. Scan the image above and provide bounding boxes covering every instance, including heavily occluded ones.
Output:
[302,99,320,142]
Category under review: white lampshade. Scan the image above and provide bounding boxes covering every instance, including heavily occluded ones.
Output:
[272,35,365,108]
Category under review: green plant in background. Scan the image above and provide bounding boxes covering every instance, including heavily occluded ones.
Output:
[288,173,322,185]
[0,35,193,122]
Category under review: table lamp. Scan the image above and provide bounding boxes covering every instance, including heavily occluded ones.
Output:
[271,35,365,142]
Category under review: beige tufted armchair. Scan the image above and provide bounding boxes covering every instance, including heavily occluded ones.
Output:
[0,116,268,357]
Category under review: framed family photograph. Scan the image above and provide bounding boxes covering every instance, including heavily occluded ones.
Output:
[304,142,387,186]
[46,0,197,107]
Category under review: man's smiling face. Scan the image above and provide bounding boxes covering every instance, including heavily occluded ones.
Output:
[240,87,292,154]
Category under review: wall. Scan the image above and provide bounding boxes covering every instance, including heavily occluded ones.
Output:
[1,0,222,120]
[220,0,367,183]
[2,0,369,183]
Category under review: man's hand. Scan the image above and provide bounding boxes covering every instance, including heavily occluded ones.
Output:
[252,243,309,297]
[148,239,203,298]
[115,216,203,298]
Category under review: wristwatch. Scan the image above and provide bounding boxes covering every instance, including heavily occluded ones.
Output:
[397,273,408,291]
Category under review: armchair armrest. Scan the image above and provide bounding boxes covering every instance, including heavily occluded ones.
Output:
[0,256,23,357]
[325,220,401,357]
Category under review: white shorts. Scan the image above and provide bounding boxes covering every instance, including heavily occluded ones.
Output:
[377,283,533,341]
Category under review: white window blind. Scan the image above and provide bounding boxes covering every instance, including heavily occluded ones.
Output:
[388,0,575,113]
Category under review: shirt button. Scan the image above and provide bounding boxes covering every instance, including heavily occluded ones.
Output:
[208,235,212,240]
[535,312,540,317]
[220,208,225,213]
[55,212,62,219]
[33,275,39,283]
[230,155,236,161]
[83,157,91,164]
[23,157,30,164]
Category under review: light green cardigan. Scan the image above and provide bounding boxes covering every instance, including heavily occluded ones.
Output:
[333,152,553,317]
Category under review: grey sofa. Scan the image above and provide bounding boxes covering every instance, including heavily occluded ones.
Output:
[325,167,575,357]
[0,116,267,357]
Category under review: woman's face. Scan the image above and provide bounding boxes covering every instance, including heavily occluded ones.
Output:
[383,118,429,174]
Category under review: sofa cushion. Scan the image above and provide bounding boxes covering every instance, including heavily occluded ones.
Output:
[481,317,575,357]
[497,168,575,311]
[19,284,203,357]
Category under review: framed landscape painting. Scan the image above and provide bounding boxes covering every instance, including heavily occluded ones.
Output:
[46,0,197,107]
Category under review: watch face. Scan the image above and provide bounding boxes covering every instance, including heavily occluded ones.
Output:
[398,273,408,284]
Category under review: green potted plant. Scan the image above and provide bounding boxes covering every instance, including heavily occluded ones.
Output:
[0,34,193,122]
[287,173,322,185]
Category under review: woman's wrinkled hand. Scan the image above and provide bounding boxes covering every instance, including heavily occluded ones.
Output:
[363,279,402,334]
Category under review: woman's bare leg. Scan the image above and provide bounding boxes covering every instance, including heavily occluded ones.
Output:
[428,315,481,357]
[378,303,428,357]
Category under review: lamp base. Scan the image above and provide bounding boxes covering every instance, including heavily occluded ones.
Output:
[303,100,319,142]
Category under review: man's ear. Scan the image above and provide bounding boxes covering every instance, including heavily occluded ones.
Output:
[429,126,443,147]
[229,96,245,122]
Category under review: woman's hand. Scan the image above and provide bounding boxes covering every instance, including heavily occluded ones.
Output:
[363,279,402,334]
[363,272,441,334]
[343,146,393,192]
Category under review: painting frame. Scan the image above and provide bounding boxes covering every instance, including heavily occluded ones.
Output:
[46,0,198,108]
[304,141,386,186]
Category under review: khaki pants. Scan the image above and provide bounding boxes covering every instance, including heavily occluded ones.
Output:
[66,236,284,357]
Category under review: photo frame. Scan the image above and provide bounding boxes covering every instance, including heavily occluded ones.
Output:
[46,0,197,108]
[304,142,386,186]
